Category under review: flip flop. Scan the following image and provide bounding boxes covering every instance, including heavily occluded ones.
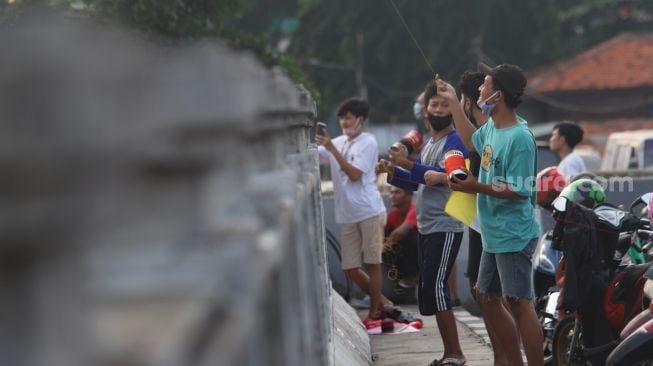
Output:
[439,357,466,366]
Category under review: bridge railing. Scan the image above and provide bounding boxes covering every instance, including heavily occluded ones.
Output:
[0,15,331,366]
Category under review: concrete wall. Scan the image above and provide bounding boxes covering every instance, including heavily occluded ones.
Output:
[0,14,359,366]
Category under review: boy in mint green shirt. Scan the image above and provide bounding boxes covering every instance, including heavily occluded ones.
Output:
[472,116,540,253]
[434,64,544,366]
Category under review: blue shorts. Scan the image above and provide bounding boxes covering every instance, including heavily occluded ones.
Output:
[477,238,538,300]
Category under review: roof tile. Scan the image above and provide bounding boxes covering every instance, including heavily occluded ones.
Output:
[529,33,653,92]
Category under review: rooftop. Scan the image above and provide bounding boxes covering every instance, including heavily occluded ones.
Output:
[529,33,653,93]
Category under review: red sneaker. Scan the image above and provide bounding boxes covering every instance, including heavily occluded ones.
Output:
[409,319,423,329]
[362,318,381,330]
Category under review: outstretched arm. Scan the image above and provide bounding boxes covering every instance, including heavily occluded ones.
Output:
[434,76,477,152]
[376,159,419,191]
[449,168,526,200]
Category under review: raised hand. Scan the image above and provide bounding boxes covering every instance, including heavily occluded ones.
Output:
[434,74,458,102]
[315,130,334,152]
[387,147,410,169]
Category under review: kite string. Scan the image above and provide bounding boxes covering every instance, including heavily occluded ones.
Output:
[387,0,436,76]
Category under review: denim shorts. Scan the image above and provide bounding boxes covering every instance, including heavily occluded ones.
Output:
[477,238,538,300]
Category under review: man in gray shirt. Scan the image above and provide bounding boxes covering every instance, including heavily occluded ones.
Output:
[377,80,468,366]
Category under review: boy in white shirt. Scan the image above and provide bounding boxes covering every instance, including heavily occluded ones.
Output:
[316,98,390,321]
[549,122,587,179]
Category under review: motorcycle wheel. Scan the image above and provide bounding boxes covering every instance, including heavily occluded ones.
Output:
[537,290,560,365]
[541,315,556,365]
[552,316,590,366]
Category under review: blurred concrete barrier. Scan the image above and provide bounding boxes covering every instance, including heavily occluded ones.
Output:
[0,15,358,366]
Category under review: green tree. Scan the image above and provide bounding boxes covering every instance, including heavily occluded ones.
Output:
[289,0,559,121]
[5,0,651,119]
[289,0,653,122]
[1,0,319,101]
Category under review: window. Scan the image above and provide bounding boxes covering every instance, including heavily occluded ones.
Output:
[643,139,653,168]
[629,146,638,169]
[614,144,633,170]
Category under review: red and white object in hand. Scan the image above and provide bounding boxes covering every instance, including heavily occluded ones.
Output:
[444,150,467,180]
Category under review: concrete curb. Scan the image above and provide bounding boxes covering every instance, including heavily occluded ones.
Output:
[332,291,373,366]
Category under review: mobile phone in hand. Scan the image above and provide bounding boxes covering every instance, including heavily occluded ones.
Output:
[316,122,327,137]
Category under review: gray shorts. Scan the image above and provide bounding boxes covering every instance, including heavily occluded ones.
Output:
[477,238,538,300]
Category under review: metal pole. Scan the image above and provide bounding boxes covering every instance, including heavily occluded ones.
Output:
[356,33,367,99]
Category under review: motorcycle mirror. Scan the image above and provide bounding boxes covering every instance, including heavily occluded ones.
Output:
[552,197,568,213]
[630,192,652,214]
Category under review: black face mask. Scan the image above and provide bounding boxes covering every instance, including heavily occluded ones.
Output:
[427,113,453,131]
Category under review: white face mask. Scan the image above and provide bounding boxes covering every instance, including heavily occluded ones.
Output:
[342,118,362,138]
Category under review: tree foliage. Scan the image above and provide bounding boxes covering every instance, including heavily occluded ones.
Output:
[289,0,653,122]
[78,0,246,37]
[0,0,320,102]
[3,0,652,121]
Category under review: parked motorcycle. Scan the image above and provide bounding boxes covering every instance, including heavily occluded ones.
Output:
[605,266,653,365]
[534,166,568,365]
[605,194,653,366]
[619,193,653,265]
[533,229,563,365]
[550,192,652,366]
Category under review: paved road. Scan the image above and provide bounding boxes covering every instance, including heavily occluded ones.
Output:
[359,305,496,366]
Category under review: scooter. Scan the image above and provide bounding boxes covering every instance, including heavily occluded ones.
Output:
[550,194,652,366]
